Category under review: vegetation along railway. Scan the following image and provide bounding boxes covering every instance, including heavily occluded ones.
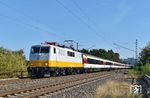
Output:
[27,42,131,78]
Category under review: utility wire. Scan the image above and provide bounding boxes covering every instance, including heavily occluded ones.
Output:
[0,13,43,31]
[0,13,65,39]
[1,0,113,48]
[71,0,135,53]
[0,0,66,39]
[55,0,102,36]
[71,0,99,28]
[114,43,136,52]
[56,0,114,47]
[71,0,115,46]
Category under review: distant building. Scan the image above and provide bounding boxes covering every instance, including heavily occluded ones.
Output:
[122,58,136,65]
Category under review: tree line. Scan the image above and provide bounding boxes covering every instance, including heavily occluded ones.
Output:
[80,48,121,62]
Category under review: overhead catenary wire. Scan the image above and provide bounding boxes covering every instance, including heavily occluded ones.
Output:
[0,0,87,49]
[0,0,113,47]
[0,13,64,39]
[0,0,67,39]
[71,0,111,40]
[0,0,127,53]
[113,43,136,52]
[55,0,102,36]
[55,0,114,47]
[71,1,138,56]
[71,0,99,28]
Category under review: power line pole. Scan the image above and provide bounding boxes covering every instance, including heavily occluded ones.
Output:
[135,39,138,64]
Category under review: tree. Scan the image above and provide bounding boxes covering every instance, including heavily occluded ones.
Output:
[80,48,89,54]
[113,53,120,62]
[80,48,121,62]
[107,50,114,60]
[98,49,107,59]
[89,49,101,57]
[139,43,150,65]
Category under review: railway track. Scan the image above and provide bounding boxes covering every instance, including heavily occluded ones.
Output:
[0,72,114,98]
[0,78,30,87]
[0,75,83,93]
[143,74,150,87]
[0,77,55,87]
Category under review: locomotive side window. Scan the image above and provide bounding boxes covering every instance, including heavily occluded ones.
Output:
[31,47,40,53]
[40,47,49,53]
[54,48,56,54]
[67,51,75,57]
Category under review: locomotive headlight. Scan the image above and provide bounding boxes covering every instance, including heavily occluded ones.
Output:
[45,63,48,66]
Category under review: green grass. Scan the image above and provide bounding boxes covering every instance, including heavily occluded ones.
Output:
[128,63,150,78]
[141,63,150,75]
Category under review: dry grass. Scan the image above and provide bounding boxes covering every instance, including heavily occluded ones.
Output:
[95,80,143,98]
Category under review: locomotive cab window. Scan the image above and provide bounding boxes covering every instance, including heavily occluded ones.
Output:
[40,47,50,53]
[31,47,40,54]
[31,46,50,54]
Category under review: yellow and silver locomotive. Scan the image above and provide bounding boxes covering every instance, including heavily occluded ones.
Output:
[27,42,128,77]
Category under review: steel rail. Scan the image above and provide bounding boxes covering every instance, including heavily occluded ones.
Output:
[0,72,109,97]
[22,74,111,98]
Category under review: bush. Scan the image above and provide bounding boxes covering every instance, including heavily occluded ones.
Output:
[129,63,150,77]
[141,63,150,75]
[0,47,27,77]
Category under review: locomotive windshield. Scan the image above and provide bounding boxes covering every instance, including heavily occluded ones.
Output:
[40,47,50,53]
[31,46,50,54]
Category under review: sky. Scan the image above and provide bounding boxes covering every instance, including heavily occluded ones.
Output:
[0,0,150,59]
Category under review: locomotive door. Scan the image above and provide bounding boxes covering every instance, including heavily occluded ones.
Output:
[53,47,58,67]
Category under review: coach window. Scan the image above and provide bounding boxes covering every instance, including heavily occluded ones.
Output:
[54,48,56,54]
[67,51,75,57]
[87,58,100,64]
[99,61,103,64]
[106,62,113,65]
